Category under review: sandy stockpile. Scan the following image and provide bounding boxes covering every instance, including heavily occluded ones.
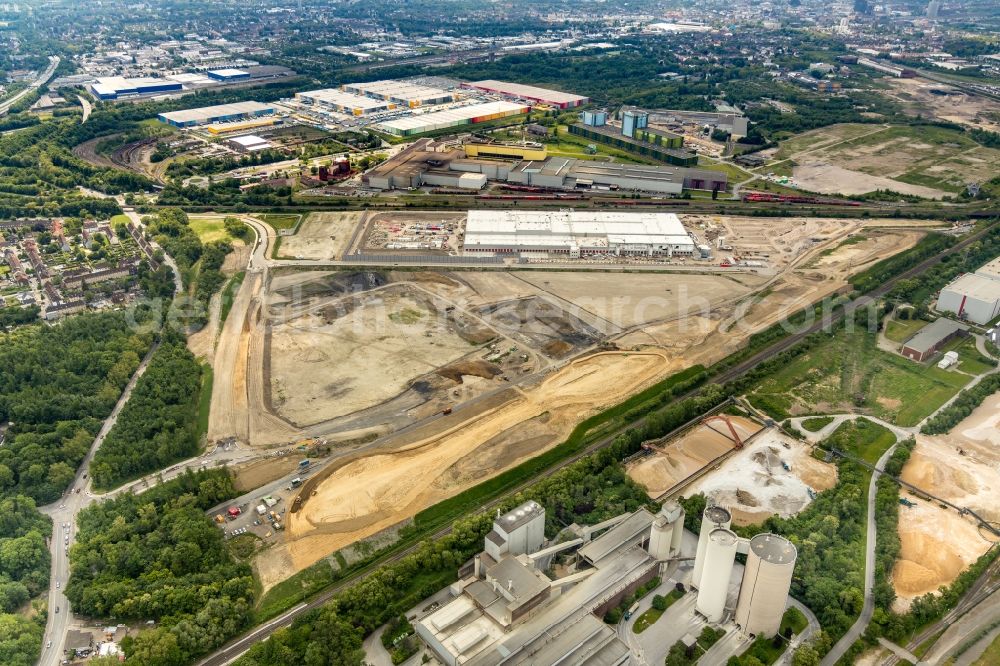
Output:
[892,392,1000,606]
[277,211,364,260]
[626,415,761,499]
[207,272,257,444]
[253,351,675,591]
[516,271,766,328]
[686,429,837,526]
[268,289,479,426]
[792,160,949,199]
[233,456,305,492]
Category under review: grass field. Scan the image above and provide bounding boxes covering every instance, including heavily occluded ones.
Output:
[824,418,897,465]
[973,632,1000,666]
[800,416,834,432]
[110,214,130,227]
[188,215,234,244]
[884,317,928,343]
[197,364,214,443]
[749,328,970,426]
[255,213,302,231]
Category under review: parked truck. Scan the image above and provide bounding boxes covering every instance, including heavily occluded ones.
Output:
[290,477,303,488]
[298,459,310,469]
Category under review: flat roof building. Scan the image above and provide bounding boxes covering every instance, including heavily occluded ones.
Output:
[91,76,182,100]
[901,318,969,362]
[463,210,694,257]
[158,101,276,127]
[378,101,528,137]
[343,79,454,107]
[937,273,1000,325]
[295,88,395,115]
[227,134,272,153]
[207,68,250,81]
[463,80,588,109]
[506,157,725,194]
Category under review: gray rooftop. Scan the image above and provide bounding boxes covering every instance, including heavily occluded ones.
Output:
[903,318,969,354]
[497,500,544,533]
[749,533,797,565]
[578,507,655,564]
[486,556,550,604]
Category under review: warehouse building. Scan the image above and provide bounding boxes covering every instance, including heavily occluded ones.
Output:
[227,135,272,153]
[158,101,277,128]
[506,157,726,194]
[295,88,395,115]
[463,142,547,161]
[936,257,1000,325]
[206,68,250,82]
[900,318,969,362]
[462,79,588,109]
[378,101,528,137]
[568,122,697,166]
[90,76,182,100]
[463,210,695,257]
[343,79,454,107]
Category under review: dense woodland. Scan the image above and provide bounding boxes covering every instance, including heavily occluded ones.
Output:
[90,333,204,489]
[0,496,51,666]
[0,311,152,502]
[67,470,251,666]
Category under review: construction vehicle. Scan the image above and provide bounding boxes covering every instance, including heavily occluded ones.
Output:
[298,459,310,469]
[899,498,916,508]
[781,461,790,471]
[441,407,453,415]
[290,477,303,488]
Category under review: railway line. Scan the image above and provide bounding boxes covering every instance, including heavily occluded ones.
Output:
[196,218,998,666]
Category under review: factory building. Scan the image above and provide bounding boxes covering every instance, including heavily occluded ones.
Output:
[569,122,696,166]
[226,134,272,153]
[735,534,798,637]
[506,157,726,193]
[206,68,250,82]
[206,117,279,135]
[343,79,454,107]
[462,80,589,109]
[646,109,750,137]
[900,318,970,362]
[937,258,1000,325]
[414,501,683,666]
[157,101,277,128]
[462,143,547,161]
[462,210,695,257]
[581,110,607,126]
[90,76,182,100]
[378,101,528,137]
[295,88,395,115]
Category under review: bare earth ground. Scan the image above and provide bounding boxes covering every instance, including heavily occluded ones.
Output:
[233,456,305,493]
[187,240,249,364]
[257,350,677,589]
[792,161,949,199]
[276,211,364,260]
[881,78,1000,134]
[683,429,837,526]
[204,215,934,591]
[893,392,1000,609]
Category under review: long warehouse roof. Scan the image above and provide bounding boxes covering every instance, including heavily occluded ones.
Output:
[345,78,452,101]
[378,101,526,133]
[296,88,390,110]
[159,101,275,124]
[465,79,588,105]
[464,210,692,249]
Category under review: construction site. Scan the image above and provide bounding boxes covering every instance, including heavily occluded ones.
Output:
[200,210,944,592]
[893,392,1000,610]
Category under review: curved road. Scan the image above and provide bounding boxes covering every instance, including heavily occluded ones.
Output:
[0,56,59,116]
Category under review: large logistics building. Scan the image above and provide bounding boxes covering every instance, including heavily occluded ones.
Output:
[463,210,695,257]
[295,88,396,115]
[206,68,250,82]
[90,76,182,100]
[157,101,277,128]
[937,257,1000,325]
[507,157,726,193]
[463,80,588,108]
[378,101,528,137]
[343,79,454,107]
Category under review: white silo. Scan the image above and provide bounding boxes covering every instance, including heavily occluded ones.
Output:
[735,533,798,637]
[648,501,685,560]
[692,505,732,588]
[696,528,738,623]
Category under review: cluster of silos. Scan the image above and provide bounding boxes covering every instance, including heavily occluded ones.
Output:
[695,527,739,622]
[734,534,798,637]
[648,501,685,560]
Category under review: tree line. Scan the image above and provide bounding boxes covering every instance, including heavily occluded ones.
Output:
[90,331,205,490]
[67,469,251,666]
[0,495,51,666]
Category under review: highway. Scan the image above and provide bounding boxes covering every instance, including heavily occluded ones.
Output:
[0,56,60,116]
[195,220,1000,666]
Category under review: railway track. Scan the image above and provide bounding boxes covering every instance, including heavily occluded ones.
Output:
[197,220,998,666]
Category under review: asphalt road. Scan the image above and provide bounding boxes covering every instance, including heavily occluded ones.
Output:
[0,56,60,116]
[37,341,160,666]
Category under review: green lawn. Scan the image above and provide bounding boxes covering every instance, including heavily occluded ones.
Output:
[196,364,213,443]
[110,214,130,226]
[188,215,233,244]
[938,336,996,376]
[800,416,834,432]
[824,418,897,465]
[973,633,1000,666]
[255,213,302,231]
[749,328,970,426]
[884,318,928,343]
[633,589,685,634]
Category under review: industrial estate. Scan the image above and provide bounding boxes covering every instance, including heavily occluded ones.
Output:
[2,2,1000,666]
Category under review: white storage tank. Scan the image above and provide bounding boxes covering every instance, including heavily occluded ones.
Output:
[648,501,685,559]
[696,528,738,623]
[735,533,798,637]
[693,505,732,588]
